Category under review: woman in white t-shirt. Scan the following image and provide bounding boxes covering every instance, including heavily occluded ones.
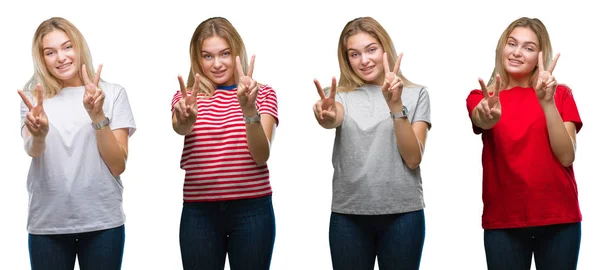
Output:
[18,17,136,270]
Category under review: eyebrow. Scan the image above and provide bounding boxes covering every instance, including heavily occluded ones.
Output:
[507,36,538,46]
[43,40,71,51]
[347,42,378,52]
[201,48,231,54]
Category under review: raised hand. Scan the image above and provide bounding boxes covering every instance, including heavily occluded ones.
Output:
[381,52,404,108]
[82,64,105,123]
[476,74,502,121]
[18,84,49,138]
[173,73,201,126]
[535,52,560,103]
[236,55,259,112]
[313,77,338,126]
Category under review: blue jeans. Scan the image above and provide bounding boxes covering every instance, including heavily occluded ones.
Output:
[329,209,425,270]
[484,222,581,270]
[28,225,125,270]
[179,195,276,270]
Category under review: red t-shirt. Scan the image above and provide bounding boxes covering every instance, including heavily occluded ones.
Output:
[466,85,583,229]
[171,85,279,202]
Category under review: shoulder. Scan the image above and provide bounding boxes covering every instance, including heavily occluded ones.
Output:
[98,81,126,95]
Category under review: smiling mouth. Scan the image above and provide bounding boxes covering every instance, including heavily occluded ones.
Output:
[57,63,72,70]
[508,59,523,64]
[213,70,226,76]
[361,65,375,72]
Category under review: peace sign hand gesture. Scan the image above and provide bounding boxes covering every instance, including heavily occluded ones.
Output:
[82,64,106,123]
[174,73,201,127]
[236,55,259,112]
[535,52,560,104]
[381,52,404,110]
[18,84,49,138]
[313,77,338,126]
[476,74,502,122]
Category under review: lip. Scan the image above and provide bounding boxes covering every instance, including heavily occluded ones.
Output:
[212,70,226,77]
[507,58,523,65]
[57,62,72,71]
[361,65,375,74]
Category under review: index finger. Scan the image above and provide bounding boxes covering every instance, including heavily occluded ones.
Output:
[383,52,390,73]
[247,54,255,78]
[314,79,326,100]
[478,78,490,99]
[393,52,403,74]
[547,53,560,74]
[493,74,501,97]
[81,64,92,85]
[94,64,103,86]
[178,75,188,98]
[537,51,545,72]
[191,73,200,97]
[18,90,34,110]
[35,83,44,107]
[329,77,337,98]
[235,56,245,77]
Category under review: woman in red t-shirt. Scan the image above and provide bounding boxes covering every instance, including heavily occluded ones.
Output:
[466,17,583,270]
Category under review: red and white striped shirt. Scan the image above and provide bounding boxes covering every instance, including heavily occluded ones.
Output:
[171,84,278,202]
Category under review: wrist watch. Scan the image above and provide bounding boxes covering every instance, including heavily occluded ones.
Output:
[390,106,409,120]
[92,117,110,130]
[243,114,261,124]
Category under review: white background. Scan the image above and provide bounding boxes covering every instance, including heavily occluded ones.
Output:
[1,0,598,269]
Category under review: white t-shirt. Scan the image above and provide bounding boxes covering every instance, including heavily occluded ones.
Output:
[20,81,136,234]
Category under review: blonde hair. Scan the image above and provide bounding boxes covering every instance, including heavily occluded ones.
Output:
[336,17,417,92]
[25,17,95,99]
[488,17,553,90]
[187,17,249,96]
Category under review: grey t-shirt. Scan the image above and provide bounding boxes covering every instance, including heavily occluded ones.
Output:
[20,82,136,234]
[332,84,431,215]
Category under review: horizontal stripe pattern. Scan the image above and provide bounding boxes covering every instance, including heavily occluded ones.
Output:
[171,85,278,202]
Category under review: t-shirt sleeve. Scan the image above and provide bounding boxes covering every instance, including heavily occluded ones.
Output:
[257,85,279,126]
[110,85,136,137]
[556,85,583,133]
[171,91,183,113]
[466,89,485,134]
[412,87,431,129]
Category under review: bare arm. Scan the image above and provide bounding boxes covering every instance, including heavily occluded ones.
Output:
[392,117,428,169]
[94,124,129,176]
[542,103,576,167]
[244,108,277,165]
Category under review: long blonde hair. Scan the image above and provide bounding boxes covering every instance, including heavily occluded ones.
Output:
[25,17,95,99]
[488,17,553,90]
[187,17,249,96]
[336,17,417,92]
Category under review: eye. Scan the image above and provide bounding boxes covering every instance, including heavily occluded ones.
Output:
[66,45,73,50]
[369,47,377,52]
[203,54,212,60]
[222,51,230,57]
[45,51,54,56]
[507,42,516,47]
[349,52,359,58]
[526,47,535,52]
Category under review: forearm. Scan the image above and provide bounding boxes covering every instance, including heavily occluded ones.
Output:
[392,118,422,169]
[95,126,128,177]
[542,102,575,166]
[244,109,270,165]
[172,113,195,136]
[24,135,46,157]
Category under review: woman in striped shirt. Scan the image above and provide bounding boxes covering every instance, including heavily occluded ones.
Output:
[171,17,278,270]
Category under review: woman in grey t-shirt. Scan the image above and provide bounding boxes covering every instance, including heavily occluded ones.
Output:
[312,16,431,270]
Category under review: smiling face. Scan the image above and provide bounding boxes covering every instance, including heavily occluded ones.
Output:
[346,32,385,85]
[42,29,82,87]
[200,35,236,86]
[502,27,540,86]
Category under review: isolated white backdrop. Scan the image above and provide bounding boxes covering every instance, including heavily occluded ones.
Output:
[1,0,597,269]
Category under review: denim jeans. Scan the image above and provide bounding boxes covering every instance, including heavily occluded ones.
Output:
[179,195,275,270]
[329,209,425,270]
[484,222,581,270]
[28,225,125,270]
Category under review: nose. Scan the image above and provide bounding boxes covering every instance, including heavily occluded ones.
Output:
[511,46,523,57]
[57,50,67,63]
[214,56,223,69]
[360,54,370,66]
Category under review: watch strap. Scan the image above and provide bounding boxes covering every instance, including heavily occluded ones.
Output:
[243,114,261,124]
[92,117,110,130]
